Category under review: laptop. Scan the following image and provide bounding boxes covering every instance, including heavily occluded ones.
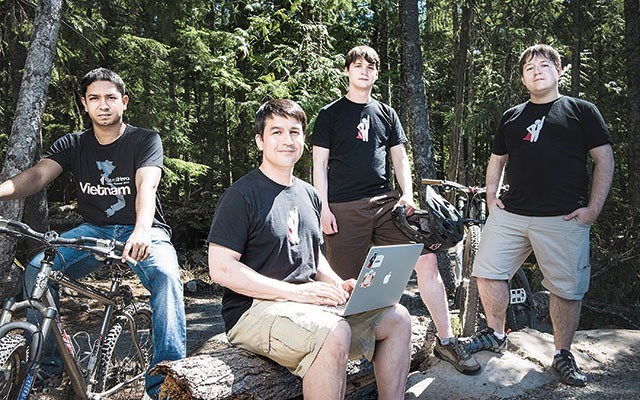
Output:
[322,243,424,316]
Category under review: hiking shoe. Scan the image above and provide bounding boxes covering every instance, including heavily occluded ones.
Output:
[434,337,481,375]
[552,349,587,387]
[463,327,507,354]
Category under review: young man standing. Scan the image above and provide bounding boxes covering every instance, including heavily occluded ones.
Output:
[208,99,412,400]
[311,45,479,375]
[0,68,186,399]
[466,44,614,387]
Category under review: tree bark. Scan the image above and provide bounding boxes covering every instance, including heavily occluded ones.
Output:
[152,316,431,400]
[625,0,640,209]
[372,0,391,104]
[399,0,436,208]
[447,0,474,183]
[0,0,62,298]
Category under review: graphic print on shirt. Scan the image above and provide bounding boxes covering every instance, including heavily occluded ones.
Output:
[523,116,545,143]
[287,206,300,245]
[78,160,131,217]
[356,115,370,142]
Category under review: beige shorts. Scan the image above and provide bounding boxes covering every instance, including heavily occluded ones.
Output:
[227,299,388,377]
[472,207,591,300]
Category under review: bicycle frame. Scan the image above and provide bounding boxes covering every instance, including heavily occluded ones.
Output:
[0,248,144,399]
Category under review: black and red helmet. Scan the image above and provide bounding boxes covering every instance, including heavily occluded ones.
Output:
[391,186,464,252]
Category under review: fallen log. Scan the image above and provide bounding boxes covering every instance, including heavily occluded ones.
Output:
[151,315,433,400]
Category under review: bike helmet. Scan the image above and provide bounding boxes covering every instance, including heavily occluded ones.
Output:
[391,186,464,252]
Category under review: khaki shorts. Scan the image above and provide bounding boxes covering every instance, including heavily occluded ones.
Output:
[472,207,591,300]
[227,299,388,377]
[326,190,427,279]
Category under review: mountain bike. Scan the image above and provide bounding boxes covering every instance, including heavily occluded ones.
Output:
[0,217,153,399]
[421,179,546,336]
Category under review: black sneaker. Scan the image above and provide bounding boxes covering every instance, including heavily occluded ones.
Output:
[463,327,507,354]
[434,337,481,375]
[552,349,587,387]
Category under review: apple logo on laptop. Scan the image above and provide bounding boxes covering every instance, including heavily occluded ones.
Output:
[383,271,392,284]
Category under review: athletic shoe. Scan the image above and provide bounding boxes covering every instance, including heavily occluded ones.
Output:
[463,327,507,354]
[434,337,481,375]
[552,349,587,386]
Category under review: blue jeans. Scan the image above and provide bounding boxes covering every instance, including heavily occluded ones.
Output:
[25,223,186,399]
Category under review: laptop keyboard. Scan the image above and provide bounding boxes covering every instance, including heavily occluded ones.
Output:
[318,303,347,314]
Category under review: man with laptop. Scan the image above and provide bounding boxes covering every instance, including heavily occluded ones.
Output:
[208,99,413,400]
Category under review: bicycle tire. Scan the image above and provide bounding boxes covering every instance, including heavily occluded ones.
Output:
[94,302,153,397]
[0,334,29,399]
[459,225,483,337]
[505,268,537,331]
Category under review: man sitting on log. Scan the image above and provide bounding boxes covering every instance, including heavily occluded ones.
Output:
[207,99,412,400]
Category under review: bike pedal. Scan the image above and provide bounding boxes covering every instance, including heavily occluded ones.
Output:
[510,288,527,304]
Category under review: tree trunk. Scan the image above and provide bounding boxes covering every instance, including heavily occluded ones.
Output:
[0,0,62,298]
[625,0,640,209]
[372,0,391,104]
[447,0,474,183]
[399,0,436,208]
[152,316,431,400]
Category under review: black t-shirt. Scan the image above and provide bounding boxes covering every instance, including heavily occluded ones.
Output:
[311,97,407,203]
[45,125,170,231]
[492,96,613,216]
[207,169,322,332]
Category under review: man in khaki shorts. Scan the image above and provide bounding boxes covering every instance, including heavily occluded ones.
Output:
[208,99,412,400]
[464,44,614,387]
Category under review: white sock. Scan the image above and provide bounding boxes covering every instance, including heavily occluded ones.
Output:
[493,331,506,340]
[438,336,451,345]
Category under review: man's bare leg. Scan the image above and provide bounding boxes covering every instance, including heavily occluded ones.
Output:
[477,277,509,333]
[303,320,351,400]
[415,253,454,338]
[550,293,581,350]
[373,304,412,400]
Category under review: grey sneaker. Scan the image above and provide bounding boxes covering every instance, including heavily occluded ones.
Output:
[434,337,481,375]
[463,327,507,354]
[552,349,587,387]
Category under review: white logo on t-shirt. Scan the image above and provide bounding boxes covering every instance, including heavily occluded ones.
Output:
[287,207,300,245]
[356,115,370,142]
[523,116,545,143]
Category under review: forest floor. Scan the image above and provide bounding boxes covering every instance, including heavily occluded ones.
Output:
[36,271,640,400]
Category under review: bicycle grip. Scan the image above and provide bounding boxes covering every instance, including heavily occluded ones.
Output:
[421,178,445,185]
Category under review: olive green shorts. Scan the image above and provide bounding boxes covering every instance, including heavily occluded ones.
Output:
[227,299,389,377]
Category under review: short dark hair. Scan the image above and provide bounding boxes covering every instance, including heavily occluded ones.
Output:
[344,45,380,70]
[255,99,307,137]
[80,68,126,97]
[519,44,562,76]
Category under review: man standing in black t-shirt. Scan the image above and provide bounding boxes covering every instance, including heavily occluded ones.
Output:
[312,45,480,375]
[465,44,614,387]
[0,68,185,399]
[208,99,412,400]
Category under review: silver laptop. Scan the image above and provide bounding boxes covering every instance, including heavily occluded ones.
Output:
[323,243,424,316]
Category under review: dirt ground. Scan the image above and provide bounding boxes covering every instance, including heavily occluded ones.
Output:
[40,274,640,400]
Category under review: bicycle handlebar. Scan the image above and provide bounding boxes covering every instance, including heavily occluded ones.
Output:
[421,178,488,194]
[0,216,127,260]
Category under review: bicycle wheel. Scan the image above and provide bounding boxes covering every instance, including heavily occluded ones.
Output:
[506,268,537,331]
[459,225,483,337]
[0,334,29,399]
[95,302,153,398]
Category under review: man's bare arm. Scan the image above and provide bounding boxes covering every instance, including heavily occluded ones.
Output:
[0,159,63,201]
